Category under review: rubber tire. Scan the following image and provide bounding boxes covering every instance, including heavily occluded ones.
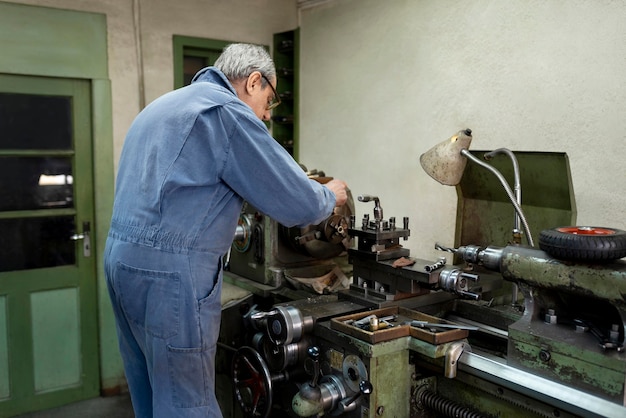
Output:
[539,226,626,262]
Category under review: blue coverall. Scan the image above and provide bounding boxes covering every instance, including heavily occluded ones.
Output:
[104,67,336,417]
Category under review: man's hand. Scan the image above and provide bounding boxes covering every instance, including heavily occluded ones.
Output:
[325,179,349,207]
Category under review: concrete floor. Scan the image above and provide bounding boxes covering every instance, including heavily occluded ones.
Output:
[13,394,134,418]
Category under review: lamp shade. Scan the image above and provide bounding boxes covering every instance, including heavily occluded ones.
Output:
[420,129,473,186]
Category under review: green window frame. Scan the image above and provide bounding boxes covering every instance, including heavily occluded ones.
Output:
[172,36,231,88]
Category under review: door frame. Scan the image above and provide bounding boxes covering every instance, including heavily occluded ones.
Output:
[0,1,116,415]
[0,74,100,415]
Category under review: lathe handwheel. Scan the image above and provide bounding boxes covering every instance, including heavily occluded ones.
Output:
[539,226,626,262]
[232,346,273,418]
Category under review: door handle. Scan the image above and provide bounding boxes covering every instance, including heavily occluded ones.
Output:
[69,221,91,257]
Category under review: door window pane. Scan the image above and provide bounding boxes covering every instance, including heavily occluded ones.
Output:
[0,92,72,150]
[0,157,73,211]
[0,216,75,272]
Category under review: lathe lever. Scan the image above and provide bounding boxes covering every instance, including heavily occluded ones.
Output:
[336,380,373,414]
[358,194,383,221]
[306,346,321,387]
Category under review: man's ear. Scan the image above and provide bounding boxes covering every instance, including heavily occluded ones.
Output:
[245,71,262,95]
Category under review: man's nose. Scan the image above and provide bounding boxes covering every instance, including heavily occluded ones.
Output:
[262,109,271,121]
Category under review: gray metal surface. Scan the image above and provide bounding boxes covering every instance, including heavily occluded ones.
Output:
[459,351,626,418]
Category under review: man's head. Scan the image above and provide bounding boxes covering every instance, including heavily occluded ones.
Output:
[214,43,280,121]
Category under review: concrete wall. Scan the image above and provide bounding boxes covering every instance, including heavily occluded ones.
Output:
[298,0,626,260]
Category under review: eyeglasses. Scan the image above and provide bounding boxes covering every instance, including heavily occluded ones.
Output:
[260,73,281,110]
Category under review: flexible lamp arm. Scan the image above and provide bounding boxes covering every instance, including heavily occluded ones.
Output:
[484,148,522,240]
[460,149,534,247]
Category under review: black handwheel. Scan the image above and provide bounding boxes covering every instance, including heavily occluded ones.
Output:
[232,346,273,418]
[539,226,626,262]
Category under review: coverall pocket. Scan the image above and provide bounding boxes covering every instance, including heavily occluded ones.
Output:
[116,262,181,339]
[167,344,212,408]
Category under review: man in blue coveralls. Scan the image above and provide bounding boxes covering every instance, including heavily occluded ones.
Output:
[104,43,348,417]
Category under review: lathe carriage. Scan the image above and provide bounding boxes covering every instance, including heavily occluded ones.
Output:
[216,139,626,418]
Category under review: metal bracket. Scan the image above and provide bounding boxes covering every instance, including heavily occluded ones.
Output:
[445,341,471,378]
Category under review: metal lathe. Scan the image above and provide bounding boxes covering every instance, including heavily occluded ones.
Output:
[215,134,626,418]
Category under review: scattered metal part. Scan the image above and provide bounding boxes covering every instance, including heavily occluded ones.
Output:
[424,257,447,272]
[407,320,479,332]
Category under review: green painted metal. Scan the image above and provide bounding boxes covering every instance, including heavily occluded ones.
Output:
[0,2,107,79]
[501,248,626,306]
[0,297,8,400]
[508,326,626,401]
[456,151,576,248]
[333,336,411,417]
[366,348,410,418]
[500,247,626,402]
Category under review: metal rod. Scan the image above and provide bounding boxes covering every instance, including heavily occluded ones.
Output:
[483,148,522,304]
[418,388,486,418]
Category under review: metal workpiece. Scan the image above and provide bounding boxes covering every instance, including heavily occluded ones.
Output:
[319,213,351,245]
[424,256,446,272]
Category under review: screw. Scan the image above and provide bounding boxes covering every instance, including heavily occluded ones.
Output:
[539,349,551,362]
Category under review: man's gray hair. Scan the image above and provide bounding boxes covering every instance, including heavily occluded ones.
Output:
[214,43,276,86]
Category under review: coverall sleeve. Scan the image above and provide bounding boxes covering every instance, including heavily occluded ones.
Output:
[217,105,336,228]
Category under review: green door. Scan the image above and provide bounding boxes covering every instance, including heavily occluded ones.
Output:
[0,74,100,416]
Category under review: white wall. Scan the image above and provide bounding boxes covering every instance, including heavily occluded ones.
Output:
[298,0,626,260]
